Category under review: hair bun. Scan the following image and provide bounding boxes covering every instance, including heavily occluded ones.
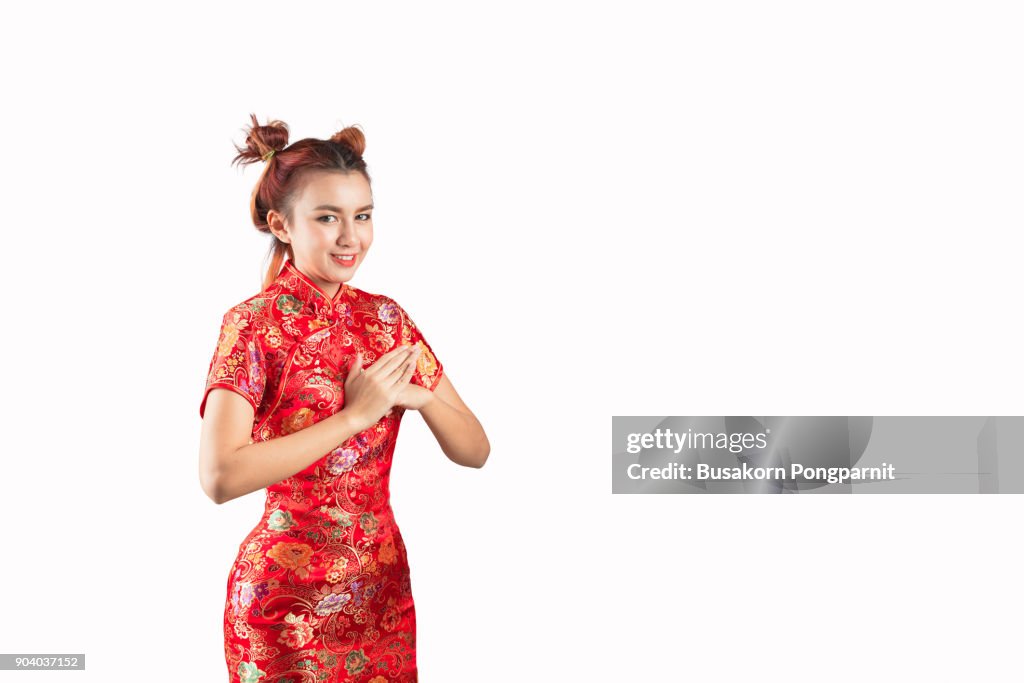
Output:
[329,125,366,158]
[231,113,290,168]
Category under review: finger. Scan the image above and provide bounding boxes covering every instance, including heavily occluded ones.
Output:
[345,352,363,384]
[399,351,418,384]
[379,344,413,359]
[366,344,416,377]
[386,346,420,383]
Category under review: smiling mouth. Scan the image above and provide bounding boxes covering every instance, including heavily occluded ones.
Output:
[331,254,357,266]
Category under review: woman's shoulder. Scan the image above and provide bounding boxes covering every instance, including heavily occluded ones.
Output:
[344,281,387,301]
[343,283,404,313]
[239,273,302,310]
[216,284,284,331]
[223,291,275,317]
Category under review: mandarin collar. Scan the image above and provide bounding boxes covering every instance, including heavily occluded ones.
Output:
[275,257,349,317]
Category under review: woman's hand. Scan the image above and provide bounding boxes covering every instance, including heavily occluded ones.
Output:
[395,382,435,411]
[341,344,421,432]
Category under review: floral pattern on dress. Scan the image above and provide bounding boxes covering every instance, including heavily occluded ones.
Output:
[200,258,443,682]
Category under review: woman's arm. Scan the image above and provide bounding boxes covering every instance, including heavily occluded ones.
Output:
[413,374,490,468]
[198,390,367,504]
[199,345,421,504]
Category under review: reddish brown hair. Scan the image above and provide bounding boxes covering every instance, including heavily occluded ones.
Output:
[231,113,372,290]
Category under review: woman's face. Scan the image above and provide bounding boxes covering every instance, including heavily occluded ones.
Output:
[271,170,374,295]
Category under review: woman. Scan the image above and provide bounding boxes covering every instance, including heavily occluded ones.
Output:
[198,114,489,682]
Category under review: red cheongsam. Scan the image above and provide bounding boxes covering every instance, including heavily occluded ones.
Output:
[199,258,443,683]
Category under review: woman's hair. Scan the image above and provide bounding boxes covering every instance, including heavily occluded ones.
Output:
[231,113,372,290]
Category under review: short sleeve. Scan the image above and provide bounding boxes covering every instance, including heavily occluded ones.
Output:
[199,307,267,419]
[394,300,444,391]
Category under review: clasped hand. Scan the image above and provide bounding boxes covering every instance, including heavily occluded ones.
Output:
[343,344,431,431]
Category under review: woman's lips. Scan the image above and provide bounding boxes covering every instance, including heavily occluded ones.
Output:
[332,254,357,266]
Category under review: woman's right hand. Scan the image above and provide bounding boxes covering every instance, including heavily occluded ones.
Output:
[341,344,421,432]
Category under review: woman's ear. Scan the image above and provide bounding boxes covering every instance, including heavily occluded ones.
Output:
[267,210,290,244]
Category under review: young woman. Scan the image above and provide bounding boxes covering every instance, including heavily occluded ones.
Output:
[198,114,489,682]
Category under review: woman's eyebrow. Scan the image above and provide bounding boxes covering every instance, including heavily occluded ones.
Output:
[313,203,374,212]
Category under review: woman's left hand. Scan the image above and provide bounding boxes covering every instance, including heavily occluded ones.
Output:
[394,383,435,411]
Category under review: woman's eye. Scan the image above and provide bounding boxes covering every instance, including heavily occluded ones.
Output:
[318,214,370,222]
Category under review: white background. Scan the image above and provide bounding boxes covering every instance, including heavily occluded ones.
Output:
[1,1,1022,680]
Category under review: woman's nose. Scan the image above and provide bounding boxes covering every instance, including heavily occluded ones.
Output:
[336,220,357,244]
